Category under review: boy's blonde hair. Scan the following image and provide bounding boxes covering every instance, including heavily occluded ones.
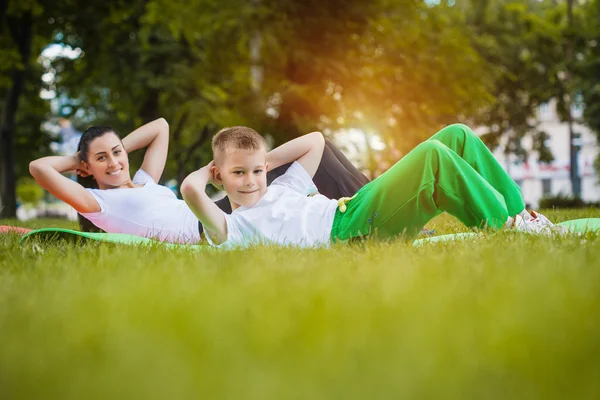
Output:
[212,126,266,163]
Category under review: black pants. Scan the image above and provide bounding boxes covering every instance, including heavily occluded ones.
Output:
[80,140,369,233]
[200,140,370,234]
[212,139,369,214]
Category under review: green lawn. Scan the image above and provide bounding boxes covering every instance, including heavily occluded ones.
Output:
[1,210,600,399]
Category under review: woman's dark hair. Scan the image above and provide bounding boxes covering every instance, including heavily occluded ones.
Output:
[77,125,120,162]
[76,125,121,232]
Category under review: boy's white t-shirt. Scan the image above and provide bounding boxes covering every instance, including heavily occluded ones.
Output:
[79,169,201,244]
[206,162,339,248]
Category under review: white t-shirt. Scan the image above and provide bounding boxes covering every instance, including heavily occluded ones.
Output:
[206,162,338,248]
[80,170,201,243]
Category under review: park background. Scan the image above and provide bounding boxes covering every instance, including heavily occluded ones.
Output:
[2,2,600,399]
[1,0,600,219]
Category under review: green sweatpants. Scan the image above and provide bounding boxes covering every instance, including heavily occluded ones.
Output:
[330,124,526,242]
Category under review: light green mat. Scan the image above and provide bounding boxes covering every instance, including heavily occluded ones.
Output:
[411,218,600,247]
[19,228,202,250]
[19,218,600,249]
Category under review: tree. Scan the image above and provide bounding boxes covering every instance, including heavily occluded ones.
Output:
[456,0,566,164]
[9,0,583,209]
[158,0,498,160]
[49,0,257,189]
[565,0,580,195]
[236,0,498,158]
[37,0,502,187]
[577,0,600,178]
[332,1,495,155]
[0,0,55,218]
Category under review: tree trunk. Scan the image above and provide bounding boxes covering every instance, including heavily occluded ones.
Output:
[139,92,159,124]
[566,0,581,197]
[0,11,33,218]
[175,124,211,195]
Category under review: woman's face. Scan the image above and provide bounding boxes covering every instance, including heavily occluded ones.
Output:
[83,133,131,189]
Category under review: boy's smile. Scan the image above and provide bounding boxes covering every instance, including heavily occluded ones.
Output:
[213,148,268,210]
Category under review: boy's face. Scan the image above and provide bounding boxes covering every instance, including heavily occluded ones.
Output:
[212,148,268,210]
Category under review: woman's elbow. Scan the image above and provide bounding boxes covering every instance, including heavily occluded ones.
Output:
[29,160,42,178]
[158,118,169,133]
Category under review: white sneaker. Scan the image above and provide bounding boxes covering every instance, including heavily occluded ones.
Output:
[530,210,553,226]
[512,214,569,236]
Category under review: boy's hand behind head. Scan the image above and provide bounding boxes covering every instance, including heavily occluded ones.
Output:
[198,161,221,190]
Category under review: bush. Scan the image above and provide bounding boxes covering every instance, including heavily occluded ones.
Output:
[538,193,599,209]
[16,178,45,205]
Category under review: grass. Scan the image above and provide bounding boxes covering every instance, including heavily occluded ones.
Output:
[1,210,600,399]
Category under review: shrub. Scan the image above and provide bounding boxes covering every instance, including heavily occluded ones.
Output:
[538,193,599,209]
[16,178,45,205]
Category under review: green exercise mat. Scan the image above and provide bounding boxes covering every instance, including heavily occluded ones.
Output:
[556,217,600,233]
[412,218,600,247]
[19,228,201,250]
[19,218,600,249]
[412,232,480,247]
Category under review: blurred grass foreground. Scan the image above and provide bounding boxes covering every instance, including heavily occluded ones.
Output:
[1,210,600,399]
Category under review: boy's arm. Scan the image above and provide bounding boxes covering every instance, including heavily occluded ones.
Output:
[180,162,228,245]
[266,131,325,178]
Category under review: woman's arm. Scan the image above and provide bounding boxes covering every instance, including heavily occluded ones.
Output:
[29,154,100,213]
[266,131,325,178]
[121,118,169,183]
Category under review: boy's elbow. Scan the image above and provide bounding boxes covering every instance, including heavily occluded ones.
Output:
[180,177,207,203]
[205,224,228,245]
[212,234,227,246]
[312,131,324,144]
[313,131,325,150]
[180,179,196,199]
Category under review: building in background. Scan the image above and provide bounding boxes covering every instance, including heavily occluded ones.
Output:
[486,99,599,208]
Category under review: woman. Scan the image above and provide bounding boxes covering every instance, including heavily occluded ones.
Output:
[29,118,369,243]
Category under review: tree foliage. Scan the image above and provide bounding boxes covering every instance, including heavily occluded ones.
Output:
[455,0,568,162]
[578,0,600,176]
[2,0,600,215]
[1,0,56,217]
[149,0,496,156]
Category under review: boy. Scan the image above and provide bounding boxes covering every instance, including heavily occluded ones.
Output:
[180,124,563,247]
